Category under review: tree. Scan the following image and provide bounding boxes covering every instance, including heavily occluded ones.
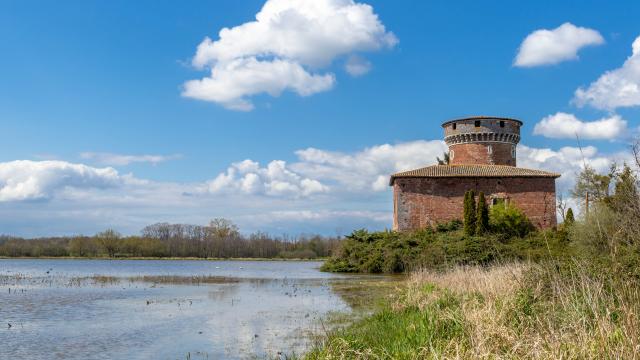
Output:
[437,152,450,165]
[463,190,477,236]
[69,236,98,257]
[208,218,240,238]
[475,192,489,235]
[610,164,639,211]
[571,165,612,205]
[564,208,575,226]
[95,229,121,257]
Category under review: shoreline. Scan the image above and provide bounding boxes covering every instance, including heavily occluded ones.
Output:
[0,256,328,262]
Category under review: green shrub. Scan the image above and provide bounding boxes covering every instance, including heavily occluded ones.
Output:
[435,219,462,232]
[322,226,569,274]
[489,202,534,238]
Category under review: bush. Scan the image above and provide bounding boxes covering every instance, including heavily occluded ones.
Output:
[322,227,569,274]
[489,202,534,238]
[435,219,462,232]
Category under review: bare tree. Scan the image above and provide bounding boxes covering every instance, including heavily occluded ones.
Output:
[557,194,569,222]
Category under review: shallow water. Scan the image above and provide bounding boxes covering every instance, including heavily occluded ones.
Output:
[0,259,384,359]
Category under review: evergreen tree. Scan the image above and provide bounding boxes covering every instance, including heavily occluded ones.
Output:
[611,164,639,212]
[564,208,575,226]
[437,152,450,165]
[476,192,489,235]
[463,190,477,236]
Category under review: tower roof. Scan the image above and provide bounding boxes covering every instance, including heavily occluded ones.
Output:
[389,164,560,185]
[441,116,523,128]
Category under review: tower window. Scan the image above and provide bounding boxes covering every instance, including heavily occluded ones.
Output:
[452,123,456,130]
[500,121,505,128]
[474,120,480,127]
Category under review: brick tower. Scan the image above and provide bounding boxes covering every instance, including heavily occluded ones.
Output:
[390,116,560,231]
[443,116,521,166]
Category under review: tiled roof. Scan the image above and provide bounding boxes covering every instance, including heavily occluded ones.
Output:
[389,164,560,185]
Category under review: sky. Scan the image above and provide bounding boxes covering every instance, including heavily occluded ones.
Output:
[1,0,639,237]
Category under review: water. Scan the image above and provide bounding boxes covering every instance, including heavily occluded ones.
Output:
[0,259,384,359]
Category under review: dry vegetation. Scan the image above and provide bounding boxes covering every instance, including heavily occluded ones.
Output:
[307,263,640,359]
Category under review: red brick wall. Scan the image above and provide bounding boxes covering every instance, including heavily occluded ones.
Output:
[393,177,557,231]
[449,143,515,166]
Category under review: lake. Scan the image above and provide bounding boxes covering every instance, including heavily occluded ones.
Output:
[0,259,392,359]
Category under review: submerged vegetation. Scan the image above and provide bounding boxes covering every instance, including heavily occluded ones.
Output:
[0,218,340,259]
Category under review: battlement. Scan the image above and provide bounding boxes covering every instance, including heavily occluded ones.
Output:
[441,116,522,166]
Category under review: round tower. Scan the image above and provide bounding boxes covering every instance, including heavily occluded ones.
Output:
[442,116,521,166]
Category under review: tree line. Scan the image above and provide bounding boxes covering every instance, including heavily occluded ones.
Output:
[0,218,341,259]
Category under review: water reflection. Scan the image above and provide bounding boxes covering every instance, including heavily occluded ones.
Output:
[0,259,395,359]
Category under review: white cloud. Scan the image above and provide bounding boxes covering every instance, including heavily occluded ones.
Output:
[574,35,640,110]
[291,140,448,192]
[206,140,447,197]
[514,23,604,67]
[345,55,372,76]
[0,160,124,202]
[207,159,330,197]
[80,152,182,166]
[182,0,397,110]
[533,112,628,140]
[517,144,622,193]
[0,142,629,237]
[183,58,335,111]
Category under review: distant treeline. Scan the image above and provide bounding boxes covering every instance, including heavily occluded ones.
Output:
[0,219,341,259]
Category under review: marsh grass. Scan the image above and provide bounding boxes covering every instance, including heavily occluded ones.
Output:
[307,262,640,359]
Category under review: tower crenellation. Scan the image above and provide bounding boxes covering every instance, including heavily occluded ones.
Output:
[442,116,521,166]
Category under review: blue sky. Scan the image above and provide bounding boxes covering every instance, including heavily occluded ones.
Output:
[1,0,639,237]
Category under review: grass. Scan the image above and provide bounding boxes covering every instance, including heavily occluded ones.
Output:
[306,262,640,359]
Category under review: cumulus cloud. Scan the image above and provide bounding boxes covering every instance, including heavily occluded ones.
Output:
[80,152,182,166]
[517,144,621,193]
[0,142,629,236]
[0,160,124,202]
[574,35,640,110]
[182,0,397,110]
[292,140,448,191]
[533,112,628,140]
[183,58,335,111]
[514,23,604,67]
[207,159,329,198]
[205,140,447,197]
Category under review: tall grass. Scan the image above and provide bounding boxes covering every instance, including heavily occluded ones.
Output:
[307,262,640,359]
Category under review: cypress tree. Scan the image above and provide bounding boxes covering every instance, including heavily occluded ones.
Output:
[476,192,489,235]
[565,208,575,226]
[463,190,477,236]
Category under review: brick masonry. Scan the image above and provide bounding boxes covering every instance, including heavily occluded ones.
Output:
[393,177,557,231]
[449,142,515,166]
